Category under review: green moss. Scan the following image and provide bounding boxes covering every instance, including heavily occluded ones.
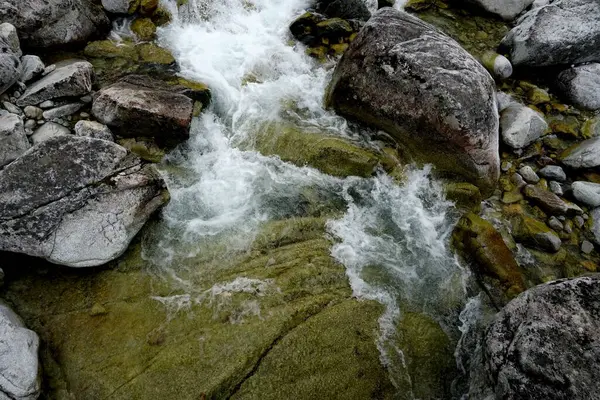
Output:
[131,18,157,41]
[445,182,482,211]
[152,6,172,26]
[127,0,141,14]
[84,40,139,60]
[139,0,159,15]
[582,117,600,139]
[511,214,558,252]
[136,43,176,65]
[172,77,212,107]
[256,123,398,178]
[118,138,166,163]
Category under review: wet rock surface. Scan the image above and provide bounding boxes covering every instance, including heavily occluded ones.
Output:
[327,8,499,192]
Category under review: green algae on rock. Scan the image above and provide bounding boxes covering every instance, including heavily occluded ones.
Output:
[131,18,157,41]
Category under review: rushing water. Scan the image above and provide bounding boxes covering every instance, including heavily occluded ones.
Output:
[144,0,469,390]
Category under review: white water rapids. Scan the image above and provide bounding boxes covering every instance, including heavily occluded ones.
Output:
[143,0,470,391]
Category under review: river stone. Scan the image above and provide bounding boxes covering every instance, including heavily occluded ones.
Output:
[0,23,21,57]
[511,214,562,252]
[74,120,113,141]
[326,8,499,192]
[0,136,168,267]
[0,37,21,96]
[538,165,566,182]
[560,137,600,169]
[518,166,539,183]
[17,60,94,107]
[523,184,568,215]
[549,180,563,196]
[571,181,600,207]
[92,75,193,141]
[0,0,110,48]
[23,106,42,120]
[500,0,600,67]
[19,56,44,84]
[101,0,139,14]
[0,110,30,168]
[461,0,534,20]
[30,122,71,145]
[476,276,600,399]
[315,0,371,21]
[556,63,600,111]
[500,103,547,149]
[42,103,84,120]
[0,301,40,400]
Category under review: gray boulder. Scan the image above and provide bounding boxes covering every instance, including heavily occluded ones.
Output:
[572,181,600,207]
[0,136,168,267]
[556,63,600,111]
[0,301,40,400]
[500,0,600,67]
[19,56,44,84]
[326,8,499,191]
[538,165,566,182]
[315,0,371,21]
[74,120,113,141]
[462,0,534,21]
[561,137,600,169]
[30,122,71,145]
[0,0,110,49]
[101,0,138,14]
[500,103,547,149]
[0,37,21,96]
[0,111,30,168]
[92,75,194,141]
[472,276,600,399]
[0,23,21,57]
[17,60,93,107]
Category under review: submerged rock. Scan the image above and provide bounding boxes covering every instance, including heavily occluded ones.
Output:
[0,0,110,48]
[0,110,30,168]
[17,60,94,107]
[472,276,600,399]
[0,301,40,400]
[556,63,600,111]
[0,136,168,267]
[92,75,193,142]
[500,0,600,67]
[327,8,499,192]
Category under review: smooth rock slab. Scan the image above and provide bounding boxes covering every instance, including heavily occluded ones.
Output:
[477,276,600,399]
[0,136,168,267]
[572,181,600,207]
[500,0,600,67]
[560,137,600,169]
[17,60,94,107]
[0,301,40,400]
[92,75,193,141]
[556,63,600,111]
[523,184,568,215]
[326,8,499,192]
[0,110,30,168]
[42,103,84,120]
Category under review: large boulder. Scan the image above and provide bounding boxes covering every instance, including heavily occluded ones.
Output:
[0,0,110,49]
[461,0,534,21]
[92,75,194,142]
[470,276,600,399]
[0,136,168,267]
[0,37,21,95]
[0,111,30,168]
[326,8,499,191]
[500,0,600,67]
[17,60,94,107]
[556,63,600,111]
[0,301,40,400]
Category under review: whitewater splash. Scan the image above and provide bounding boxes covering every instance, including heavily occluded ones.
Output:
[146,0,468,389]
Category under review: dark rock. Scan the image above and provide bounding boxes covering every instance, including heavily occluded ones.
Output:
[326,8,499,192]
[0,136,168,267]
[0,0,110,48]
[91,75,194,142]
[315,0,371,21]
[500,0,600,67]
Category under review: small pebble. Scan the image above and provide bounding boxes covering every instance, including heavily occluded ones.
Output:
[511,173,527,189]
[564,220,573,234]
[539,165,567,182]
[80,95,93,103]
[548,216,563,231]
[80,112,90,118]
[549,181,564,196]
[583,214,589,220]
[12,90,20,98]
[501,161,512,172]
[575,215,585,228]
[518,165,540,184]
[24,119,36,129]
[39,100,55,109]
[24,105,43,120]
[581,240,594,254]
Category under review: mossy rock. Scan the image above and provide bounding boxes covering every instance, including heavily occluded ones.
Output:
[1,217,400,399]
[131,18,157,41]
[256,122,399,178]
[169,77,212,108]
[511,214,561,253]
[396,312,456,399]
[582,117,600,139]
[139,0,159,15]
[452,212,526,300]
[151,6,172,26]
[405,0,447,12]
[118,138,166,163]
[84,40,139,60]
[137,43,176,65]
[445,182,481,211]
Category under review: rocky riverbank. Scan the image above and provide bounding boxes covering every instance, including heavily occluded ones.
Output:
[0,0,599,399]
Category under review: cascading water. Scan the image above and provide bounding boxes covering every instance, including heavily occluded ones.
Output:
[144,0,470,393]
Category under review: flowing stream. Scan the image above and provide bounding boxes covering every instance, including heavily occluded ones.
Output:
[144,0,470,389]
